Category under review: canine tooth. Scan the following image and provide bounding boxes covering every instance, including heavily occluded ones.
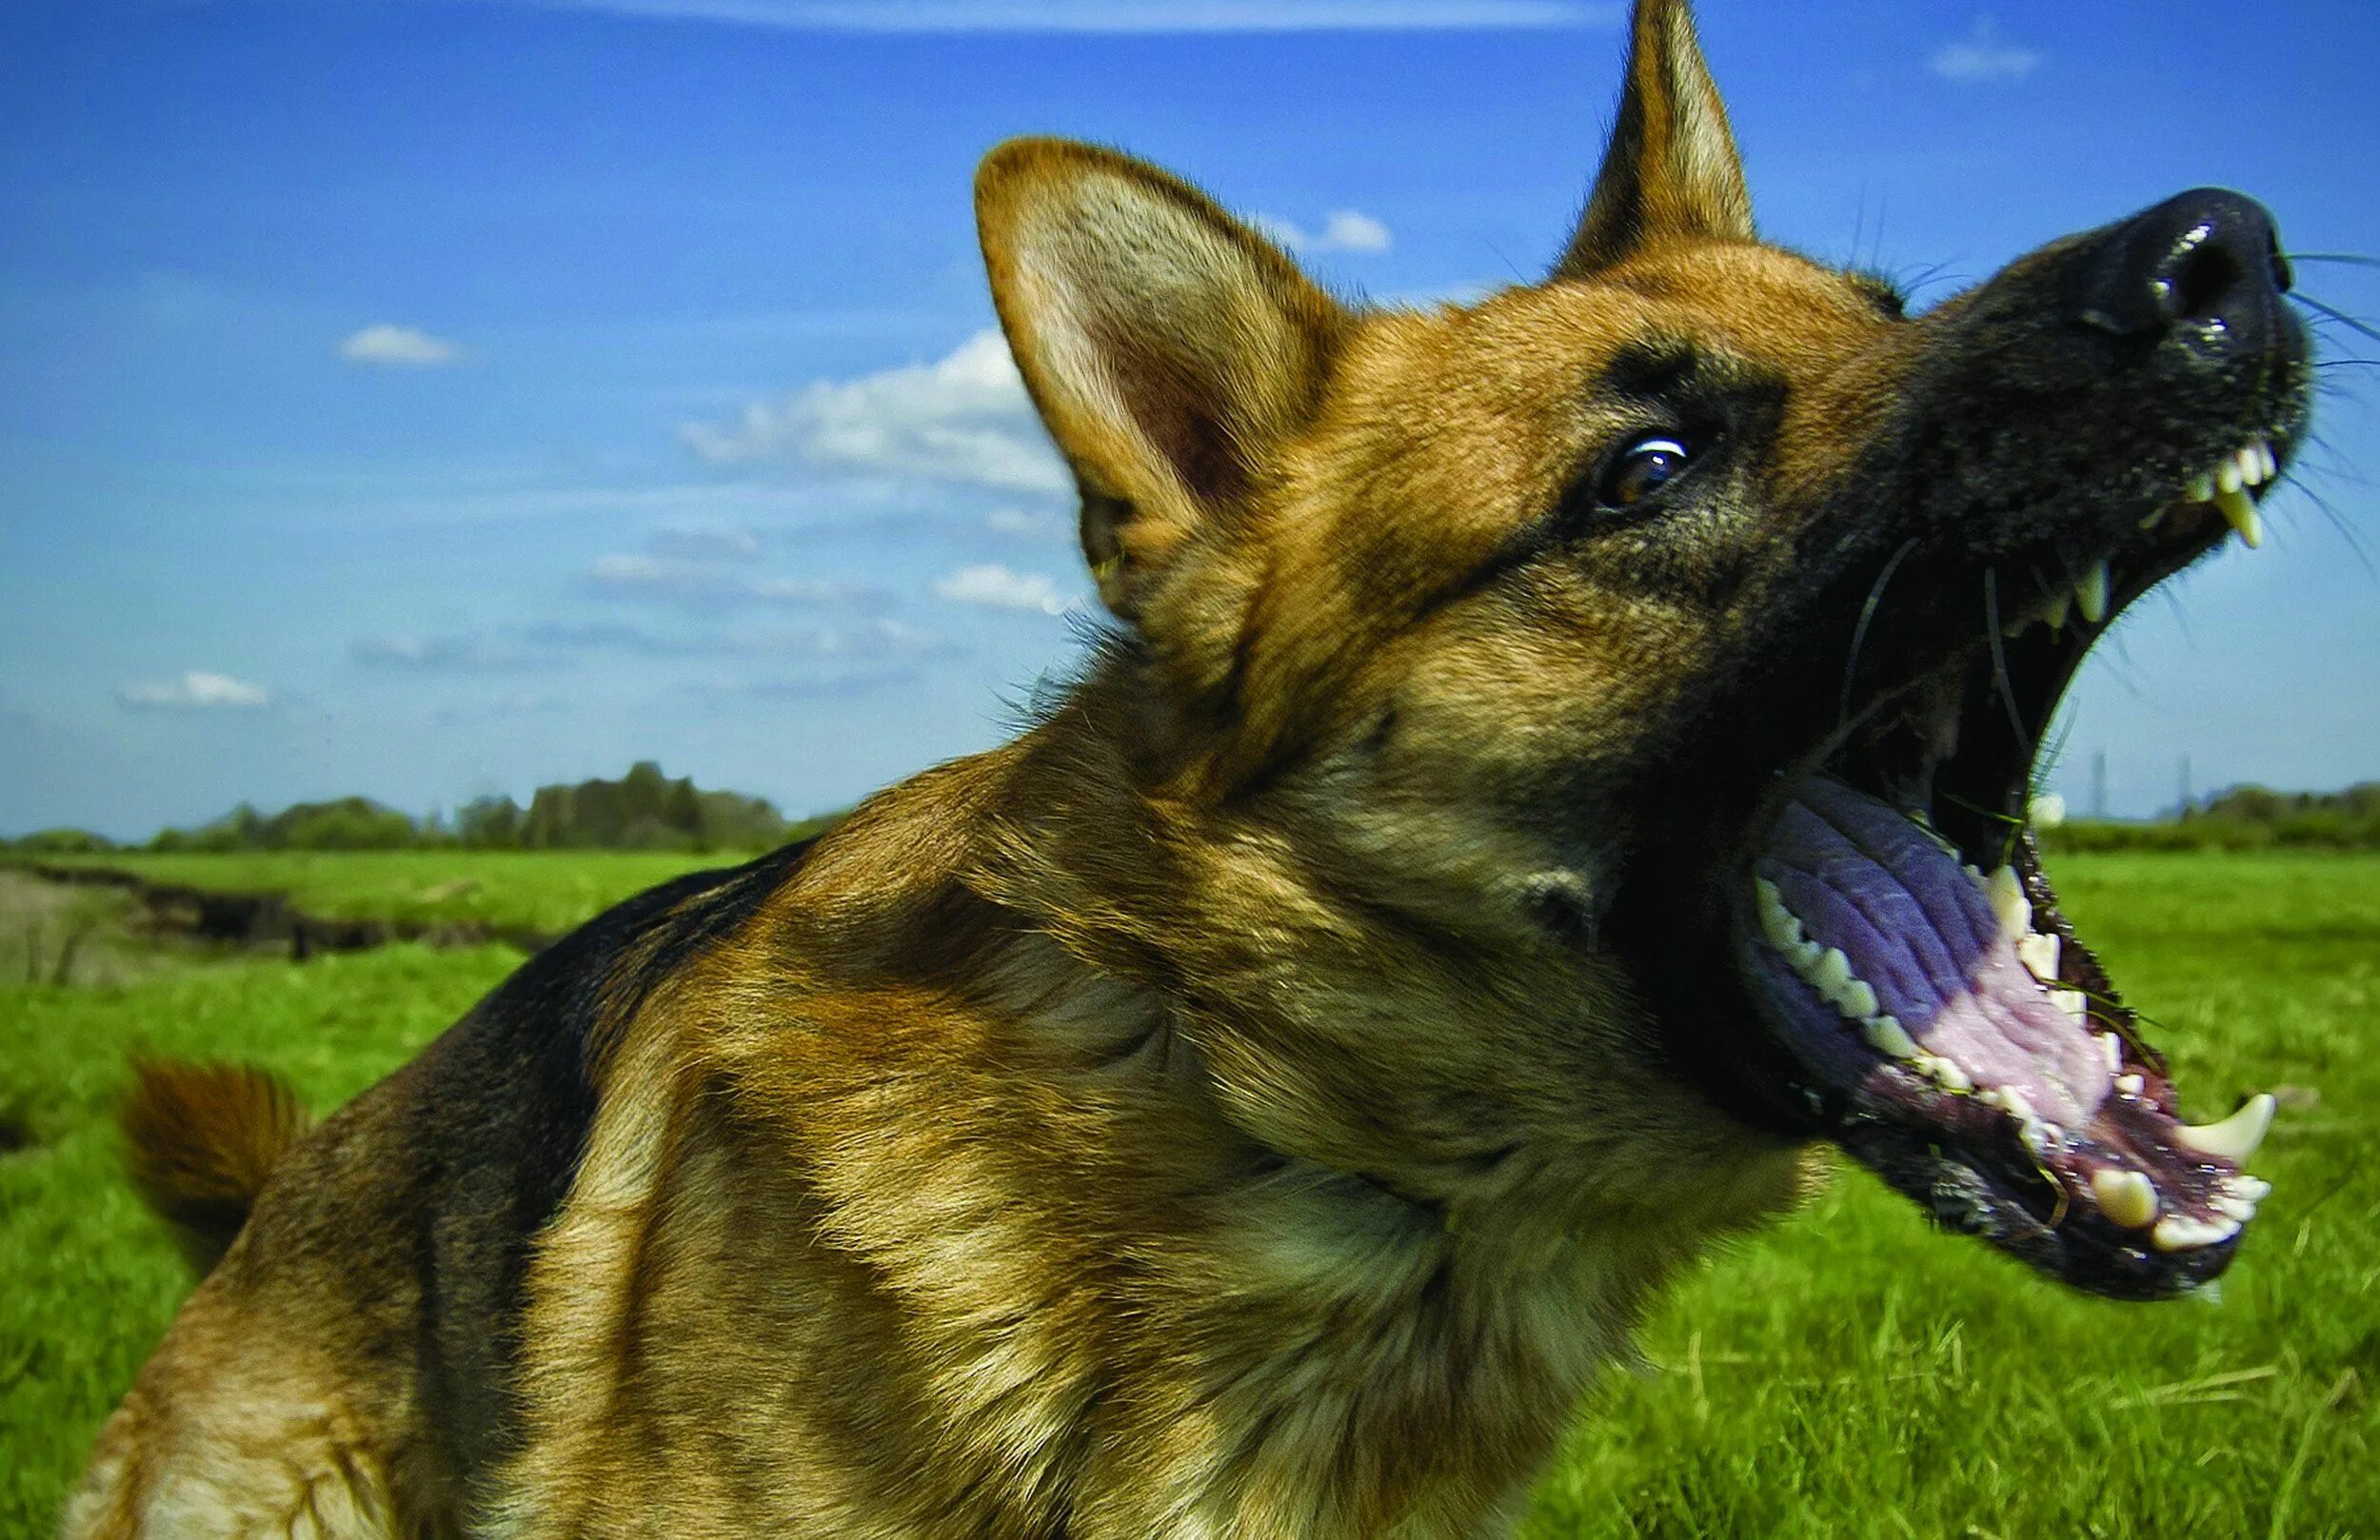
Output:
[2115,1073,2145,1096]
[2051,988,2090,1022]
[2100,1033,2124,1074]
[1811,946,1853,997]
[1986,866,2031,937]
[2152,1214,2241,1253]
[2092,1169,2159,1229]
[2214,484,2263,547]
[1837,978,1880,1019]
[2016,930,2060,980]
[2174,1093,2276,1164]
[2075,562,2111,624]
[2215,458,2244,495]
[2187,471,2215,503]
[1863,1014,1918,1058]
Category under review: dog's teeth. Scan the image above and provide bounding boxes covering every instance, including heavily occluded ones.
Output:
[1862,1013,1917,1058]
[2152,1214,2241,1253]
[2212,1193,2261,1223]
[2043,589,2072,631]
[1837,978,1880,1019]
[2092,1169,2159,1229]
[2114,1072,2145,1096]
[2074,562,2111,624]
[2258,441,2278,481]
[2215,457,2244,496]
[2187,471,2215,503]
[2048,988,2089,1022]
[2139,506,2167,530]
[1986,865,2031,937]
[1811,946,1853,997]
[1755,878,1805,951]
[2174,1093,2276,1164]
[2228,1175,2273,1202]
[2015,930,2060,980]
[2235,444,2265,488]
[2214,484,2263,548]
[2100,1033,2124,1074]
[1914,1053,1973,1092]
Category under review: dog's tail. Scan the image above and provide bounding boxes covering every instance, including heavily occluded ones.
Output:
[120,1059,313,1274]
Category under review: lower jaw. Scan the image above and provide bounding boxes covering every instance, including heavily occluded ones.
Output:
[1722,772,2271,1299]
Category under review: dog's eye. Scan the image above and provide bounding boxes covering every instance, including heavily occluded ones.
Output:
[1597,436,1693,510]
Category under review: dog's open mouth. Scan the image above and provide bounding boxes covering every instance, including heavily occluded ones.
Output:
[1735,438,2289,1300]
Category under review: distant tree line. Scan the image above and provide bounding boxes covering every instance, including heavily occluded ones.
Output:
[5,762,828,855]
[2044,782,2380,852]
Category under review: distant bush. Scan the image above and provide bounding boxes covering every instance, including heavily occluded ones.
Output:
[4,828,118,855]
[149,797,418,853]
[2041,781,2380,853]
[112,762,823,856]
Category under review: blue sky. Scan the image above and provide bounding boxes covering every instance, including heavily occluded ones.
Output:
[3,0,2376,837]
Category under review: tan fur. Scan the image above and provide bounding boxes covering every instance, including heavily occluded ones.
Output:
[120,1060,314,1274]
[66,4,1921,1535]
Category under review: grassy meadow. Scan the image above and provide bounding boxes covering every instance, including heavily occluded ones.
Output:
[2,852,2375,1537]
[19,849,735,937]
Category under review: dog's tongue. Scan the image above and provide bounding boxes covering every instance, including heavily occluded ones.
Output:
[1752,776,2109,1129]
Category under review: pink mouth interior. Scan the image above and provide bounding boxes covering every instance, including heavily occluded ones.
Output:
[1751,776,2110,1127]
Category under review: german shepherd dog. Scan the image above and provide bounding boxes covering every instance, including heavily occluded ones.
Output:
[67,2,2307,1534]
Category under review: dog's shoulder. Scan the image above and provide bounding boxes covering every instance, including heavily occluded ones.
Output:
[395,837,821,1479]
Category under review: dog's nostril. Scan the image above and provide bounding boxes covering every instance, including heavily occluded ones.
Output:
[2164,233,2247,325]
[2076,188,2287,345]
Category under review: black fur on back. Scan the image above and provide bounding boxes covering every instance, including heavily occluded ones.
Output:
[395,838,817,1489]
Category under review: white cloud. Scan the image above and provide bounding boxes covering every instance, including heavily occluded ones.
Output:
[682,329,1068,494]
[502,1,1617,31]
[1929,16,2041,83]
[647,524,763,560]
[118,670,274,711]
[986,505,1072,540]
[1255,208,1394,255]
[336,324,466,366]
[587,551,887,610]
[933,563,1076,616]
[352,633,543,672]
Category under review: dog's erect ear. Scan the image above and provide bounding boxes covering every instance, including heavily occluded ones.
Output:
[1554,0,1753,278]
[977,138,1343,622]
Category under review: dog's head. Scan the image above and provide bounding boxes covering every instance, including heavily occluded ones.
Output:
[976,0,2307,1299]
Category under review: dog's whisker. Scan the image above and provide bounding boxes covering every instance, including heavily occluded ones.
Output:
[2287,480,2379,579]
[1839,538,1919,727]
[1981,570,2031,756]
[2291,292,2380,349]
[2288,251,2380,270]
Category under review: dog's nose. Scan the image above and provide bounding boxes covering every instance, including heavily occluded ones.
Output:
[2075,188,2293,350]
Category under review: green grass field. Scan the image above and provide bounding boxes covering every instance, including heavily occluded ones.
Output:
[3,853,2374,1536]
[13,849,743,936]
